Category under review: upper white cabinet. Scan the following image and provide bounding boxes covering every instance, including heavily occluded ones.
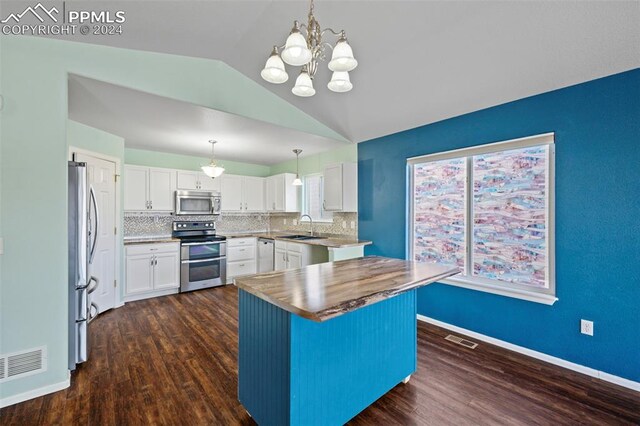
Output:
[176,171,221,192]
[323,163,358,212]
[266,173,299,213]
[221,174,265,212]
[124,166,176,211]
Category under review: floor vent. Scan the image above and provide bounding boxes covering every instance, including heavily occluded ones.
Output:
[0,346,47,383]
[445,334,478,349]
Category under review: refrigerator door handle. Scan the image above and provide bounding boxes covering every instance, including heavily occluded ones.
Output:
[87,276,99,294]
[88,302,99,324]
[89,185,99,264]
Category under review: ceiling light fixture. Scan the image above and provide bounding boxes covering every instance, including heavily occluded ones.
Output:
[201,140,225,178]
[260,0,357,97]
[292,149,303,186]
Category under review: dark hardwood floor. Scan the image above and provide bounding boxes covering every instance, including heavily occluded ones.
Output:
[2,286,638,425]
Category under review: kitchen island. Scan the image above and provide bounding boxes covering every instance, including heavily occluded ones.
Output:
[235,256,458,425]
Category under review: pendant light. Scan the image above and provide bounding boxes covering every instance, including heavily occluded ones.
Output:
[292,149,303,186]
[201,140,225,178]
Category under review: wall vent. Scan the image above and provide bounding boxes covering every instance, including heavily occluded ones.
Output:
[445,334,478,349]
[0,346,47,382]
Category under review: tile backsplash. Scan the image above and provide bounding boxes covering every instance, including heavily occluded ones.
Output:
[124,212,357,237]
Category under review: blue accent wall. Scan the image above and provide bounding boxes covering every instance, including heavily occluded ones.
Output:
[358,69,640,382]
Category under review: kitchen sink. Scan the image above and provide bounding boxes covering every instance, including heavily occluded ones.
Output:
[280,235,321,241]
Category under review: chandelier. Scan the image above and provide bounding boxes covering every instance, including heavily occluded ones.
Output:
[260,0,357,97]
[201,140,225,178]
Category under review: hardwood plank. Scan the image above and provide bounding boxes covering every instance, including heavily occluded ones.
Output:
[1,286,638,425]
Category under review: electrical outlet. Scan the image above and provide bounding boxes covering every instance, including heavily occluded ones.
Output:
[581,319,594,336]
[342,221,347,229]
[284,219,287,225]
[0,237,4,255]
[350,221,355,229]
[293,219,298,225]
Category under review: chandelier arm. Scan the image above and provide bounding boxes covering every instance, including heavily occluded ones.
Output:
[321,28,345,37]
[322,42,334,51]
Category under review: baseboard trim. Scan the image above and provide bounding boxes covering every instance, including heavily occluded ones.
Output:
[417,315,640,392]
[0,374,70,408]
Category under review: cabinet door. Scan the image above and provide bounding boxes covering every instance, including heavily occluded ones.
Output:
[176,171,199,190]
[124,166,148,211]
[323,164,343,211]
[149,168,176,211]
[273,174,285,211]
[265,176,276,211]
[274,248,287,271]
[287,251,303,269]
[221,175,244,212]
[125,254,153,294]
[244,177,265,212]
[153,251,180,290]
[198,173,222,192]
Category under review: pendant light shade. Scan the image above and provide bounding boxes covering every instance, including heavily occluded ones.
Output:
[328,38,357,72]
[327,71,353,93]
[261,47,289,84]
[292,70,315,97]
[281,25,312,66]
[292,149,303,186]
[201,140,225,178]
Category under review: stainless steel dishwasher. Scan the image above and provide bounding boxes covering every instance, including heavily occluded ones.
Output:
[257,238,274,273]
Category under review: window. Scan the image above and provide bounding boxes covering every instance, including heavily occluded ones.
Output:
[303,174,333,222]
[409,133,556,304]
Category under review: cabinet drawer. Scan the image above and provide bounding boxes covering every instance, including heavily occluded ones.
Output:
[125,242,179,256]
[227,245,256,261]
[228,260,257,278]
[286,242,303,253]
[227,237,256,248]
[275,240,287,250]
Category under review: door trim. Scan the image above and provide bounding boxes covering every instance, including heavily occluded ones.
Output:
[68,146,123,309]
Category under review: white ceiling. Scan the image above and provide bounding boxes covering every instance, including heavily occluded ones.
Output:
[68,75,348,164]
[47,1,640,143]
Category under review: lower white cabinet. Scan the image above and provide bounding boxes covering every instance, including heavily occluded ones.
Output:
[125,242,180,301]
[274,241,328,271]
[227,237,257,284]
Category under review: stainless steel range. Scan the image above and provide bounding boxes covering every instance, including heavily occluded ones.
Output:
[172,221,227,292]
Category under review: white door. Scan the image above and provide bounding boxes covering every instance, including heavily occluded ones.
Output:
[77,152,117,314]
[153,251,180,290]
[176,171,199,190]
[244,177,265,212]
[126,255,154,294]
[124,166,148,211]
[221,175,244,211]
[323,164,343,211]
[273,174,285,211]
[149,168,175,211]
[198,173,222,192]
[275,248,287,271]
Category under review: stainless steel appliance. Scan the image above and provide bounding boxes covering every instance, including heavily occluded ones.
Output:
[174,190,221,216]
[68,161,99,370]
[172,221,227,292]
[258,238,275,273]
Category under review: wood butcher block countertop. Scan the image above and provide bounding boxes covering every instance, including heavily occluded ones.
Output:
[235,256,459,322]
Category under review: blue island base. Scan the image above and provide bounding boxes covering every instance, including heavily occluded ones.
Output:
[238,289,417,426]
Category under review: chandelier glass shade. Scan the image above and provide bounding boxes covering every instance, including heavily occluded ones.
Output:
[201,140,225,178]
[260,0,356,97]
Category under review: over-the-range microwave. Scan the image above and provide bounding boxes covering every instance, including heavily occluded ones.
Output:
[174,190,221,216]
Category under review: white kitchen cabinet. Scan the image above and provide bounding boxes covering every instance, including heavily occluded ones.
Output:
[176,171,221,192]
[227,237,257,284]
[265,173,299,212]
[323,163,358,212]
[221,175,265,212]
[125,242,180,301]
[274,240,328,270]
[124,165,176,212]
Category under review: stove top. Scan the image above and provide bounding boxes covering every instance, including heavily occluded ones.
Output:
[172,221,225,241]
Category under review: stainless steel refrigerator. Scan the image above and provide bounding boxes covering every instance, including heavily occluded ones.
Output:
[68,161,99,370]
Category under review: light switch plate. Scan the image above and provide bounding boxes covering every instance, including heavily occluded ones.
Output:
[580,319,594,336]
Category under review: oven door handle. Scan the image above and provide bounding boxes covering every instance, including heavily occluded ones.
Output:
[181,257,226,264]
[181,241,224,247]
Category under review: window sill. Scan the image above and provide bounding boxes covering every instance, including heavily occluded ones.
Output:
[439,277,558,305]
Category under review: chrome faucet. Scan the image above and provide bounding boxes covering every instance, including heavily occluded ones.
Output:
[300,214,314,236]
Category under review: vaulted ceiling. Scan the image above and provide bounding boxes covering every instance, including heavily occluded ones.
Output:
[40,1,640,142]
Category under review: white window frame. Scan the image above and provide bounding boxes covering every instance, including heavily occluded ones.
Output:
[408,133,557,305]
[302,173,334,223]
